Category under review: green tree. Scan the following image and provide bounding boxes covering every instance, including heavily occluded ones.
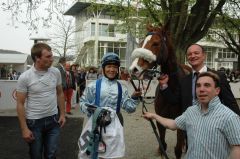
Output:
[111,0,229,62]
[213,2,240,70]
[2,0,239,64]
[1,0,73,31]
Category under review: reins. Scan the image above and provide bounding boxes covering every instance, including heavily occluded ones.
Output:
[130,69,170,159]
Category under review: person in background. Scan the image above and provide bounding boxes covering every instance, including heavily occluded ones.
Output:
[97,67,103,79]
[77,67,86,97]
[159,43,240,115]
[16,42,66,159]
[12,70,18,80]
[56,57,67,91]
[143,72,240,159]
[85,67,98,80]
[70,64,79,109]
[64,63,76,115]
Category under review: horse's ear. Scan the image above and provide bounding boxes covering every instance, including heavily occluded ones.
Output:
[147,23,153,31]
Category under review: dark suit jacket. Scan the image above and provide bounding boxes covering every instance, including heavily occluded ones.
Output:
[161,68,240,115]
[56,64,67,89]
[56,64,76,90]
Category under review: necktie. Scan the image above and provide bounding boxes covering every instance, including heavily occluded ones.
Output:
[192,72,199,99]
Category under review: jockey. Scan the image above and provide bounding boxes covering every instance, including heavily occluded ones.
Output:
[101,52,120,80]
[79,52,142,159]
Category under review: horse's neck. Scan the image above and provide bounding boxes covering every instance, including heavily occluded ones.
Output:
[161,61,178,75]
[162,63,182,90]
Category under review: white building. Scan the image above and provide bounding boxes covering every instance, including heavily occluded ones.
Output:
[65,1,128,68]
[198,30,239,71]
[65,1,238,71]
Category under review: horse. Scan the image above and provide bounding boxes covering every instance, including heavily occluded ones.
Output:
[129,25,191,159]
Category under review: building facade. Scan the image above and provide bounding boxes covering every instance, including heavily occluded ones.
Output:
[65,1,238,71]
[65,1,128,68]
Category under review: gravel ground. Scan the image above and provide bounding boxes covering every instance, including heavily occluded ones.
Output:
[78,99,181,159]
[1,99,239,159]
[121,99,180,159]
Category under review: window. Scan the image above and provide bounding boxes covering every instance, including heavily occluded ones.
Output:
[98,23,115,37]
[217,48,236,70]
[204,47,214,69]
[98,42,127,67]
[100,24,108,36]
[91,23,95,36]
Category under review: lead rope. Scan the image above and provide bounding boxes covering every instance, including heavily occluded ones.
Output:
[130,79,170,159]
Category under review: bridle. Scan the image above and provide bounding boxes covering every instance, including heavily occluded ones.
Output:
[129,72,169,159]
[129,31,170,159]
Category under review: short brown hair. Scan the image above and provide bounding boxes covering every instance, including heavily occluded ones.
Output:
[31,43,51,62]
[197,72,220,88]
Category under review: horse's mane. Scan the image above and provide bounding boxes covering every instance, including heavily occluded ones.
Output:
[146,25,178,75]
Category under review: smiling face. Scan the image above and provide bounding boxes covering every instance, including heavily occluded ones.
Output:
[103,64,119,80]
[196,75,220,107]
[186,44,206,71]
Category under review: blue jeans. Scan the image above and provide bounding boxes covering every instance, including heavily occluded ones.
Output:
[26,114,60,159]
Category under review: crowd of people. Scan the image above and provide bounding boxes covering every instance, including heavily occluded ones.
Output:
[15,42,240,159]
[220,67,240,83]
[0,66,21,80]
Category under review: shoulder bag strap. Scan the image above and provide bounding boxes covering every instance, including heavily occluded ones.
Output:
[95,79,102,107]
[116,81,122,113]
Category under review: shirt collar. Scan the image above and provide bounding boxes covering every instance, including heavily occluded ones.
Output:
[193,65,207,73]
[196,96,221,115]
[192,65,207,77]
[102,76,117,84]
[31,65,48,76]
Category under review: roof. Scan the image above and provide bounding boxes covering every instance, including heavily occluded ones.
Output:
[64,2,91,15]
[0,52,28,64]
[0,49,24,54]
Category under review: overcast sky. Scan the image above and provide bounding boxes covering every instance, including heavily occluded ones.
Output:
[0,9,53,54]
[0,1,74,54]
[0,11,31,54]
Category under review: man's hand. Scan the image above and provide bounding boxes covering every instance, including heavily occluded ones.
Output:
[131,89,142,99]
[22,128,35,143]
[158,74,169,86]
[142,112,156,120]
[58,115,66,128]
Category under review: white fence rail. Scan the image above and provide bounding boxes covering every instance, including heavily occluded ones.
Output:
[0,80,239,110]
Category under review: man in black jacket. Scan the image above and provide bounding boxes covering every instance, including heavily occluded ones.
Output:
[159,44,240,115]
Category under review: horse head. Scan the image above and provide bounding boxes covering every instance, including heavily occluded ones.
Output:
[129,25,176,79]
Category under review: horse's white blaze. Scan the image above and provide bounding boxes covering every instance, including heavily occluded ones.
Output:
[142,35,152,48]
[129,34,156,78]
[129,58,143,72]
